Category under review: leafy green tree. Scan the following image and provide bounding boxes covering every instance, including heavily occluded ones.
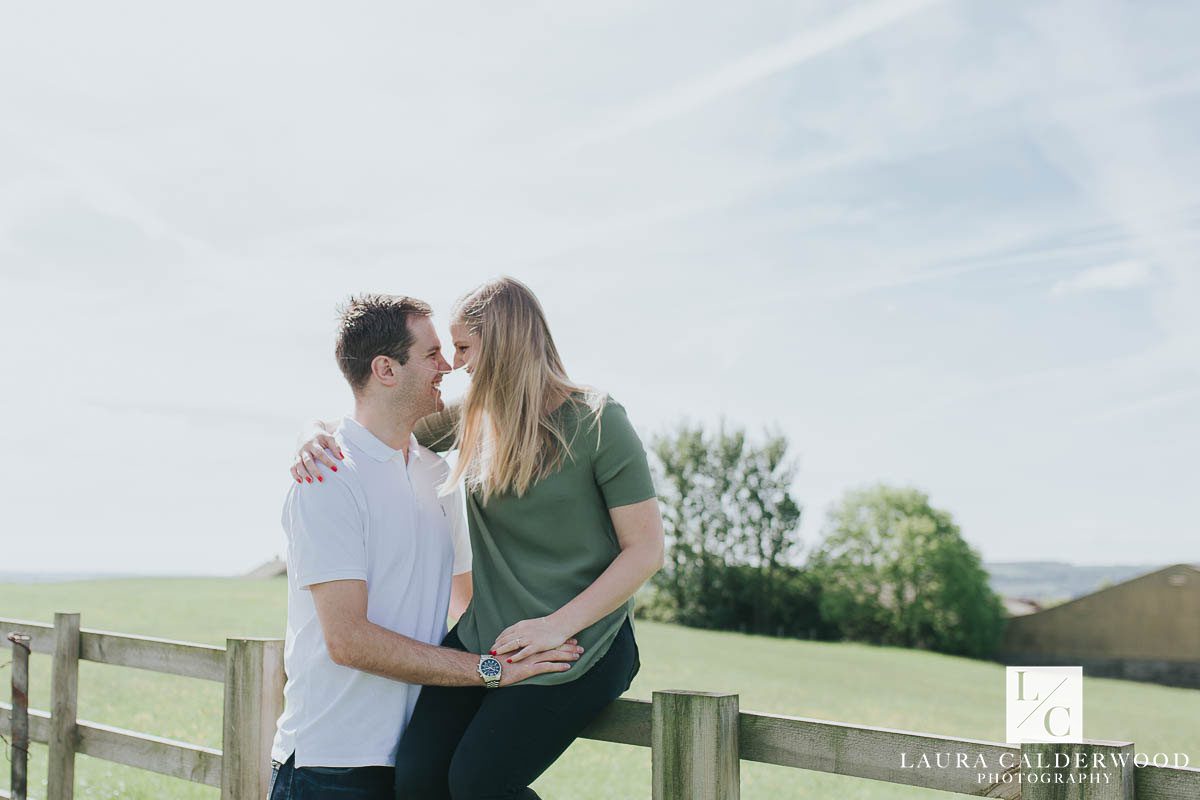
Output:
[809,485,1004,658]
[650,422,810,635]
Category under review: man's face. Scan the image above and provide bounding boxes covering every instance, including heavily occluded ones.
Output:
[450,321,481,375]
[392,315,450,417]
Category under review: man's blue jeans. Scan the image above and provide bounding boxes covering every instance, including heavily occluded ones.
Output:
[268,753,394,799]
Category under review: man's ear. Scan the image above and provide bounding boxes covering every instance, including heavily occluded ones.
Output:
[370,354,398,386]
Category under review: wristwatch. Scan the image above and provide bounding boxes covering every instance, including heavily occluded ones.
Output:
[477,654,502,689]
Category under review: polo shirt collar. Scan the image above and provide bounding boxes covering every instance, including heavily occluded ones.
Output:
[340,416,421,463]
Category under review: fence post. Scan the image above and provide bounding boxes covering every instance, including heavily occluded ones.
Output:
[8,633,32,800]
[1020,740,1135,800]
[221,638,285,800]
[652,690,739,800]
[46,612,80,800]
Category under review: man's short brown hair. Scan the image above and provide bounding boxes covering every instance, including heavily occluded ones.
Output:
[335,294,433,392]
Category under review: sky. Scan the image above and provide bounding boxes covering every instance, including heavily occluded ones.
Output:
[1,0,1197,575]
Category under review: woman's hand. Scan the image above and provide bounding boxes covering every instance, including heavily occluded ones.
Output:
[490,617,575,664]
[291,421,342,484]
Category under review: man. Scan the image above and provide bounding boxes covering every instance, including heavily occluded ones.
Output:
[269,294,582,800]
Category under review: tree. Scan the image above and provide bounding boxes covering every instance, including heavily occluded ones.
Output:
[809,484,1004,658]
[650,422,811,635]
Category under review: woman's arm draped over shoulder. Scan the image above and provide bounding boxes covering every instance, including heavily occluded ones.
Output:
[293,405,460,483]
[415,403,462,453]
[291,419,341,483]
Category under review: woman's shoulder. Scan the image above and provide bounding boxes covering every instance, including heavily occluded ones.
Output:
[565,391,641,445]
[561,389,623,422]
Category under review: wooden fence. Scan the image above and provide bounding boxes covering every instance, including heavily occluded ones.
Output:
[1,614,279,800]
[3,613,1199,799]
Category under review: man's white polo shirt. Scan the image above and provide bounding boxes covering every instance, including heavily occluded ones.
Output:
[271,416,471,768]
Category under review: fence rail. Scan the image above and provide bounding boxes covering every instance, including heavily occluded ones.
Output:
[4,613,1200,799]
[1,617,224,681]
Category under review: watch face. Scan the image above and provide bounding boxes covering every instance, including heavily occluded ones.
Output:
[480,657,501,677]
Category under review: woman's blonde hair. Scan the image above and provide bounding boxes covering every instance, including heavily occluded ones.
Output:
[447,276,603,502]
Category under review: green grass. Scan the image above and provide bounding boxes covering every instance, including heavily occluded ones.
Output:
[1,578,1197,799]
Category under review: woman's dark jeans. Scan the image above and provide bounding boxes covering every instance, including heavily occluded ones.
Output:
[394,617,639,800]
[268,753,394,799]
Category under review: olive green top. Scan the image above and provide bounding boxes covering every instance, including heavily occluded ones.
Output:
[415,395,657,685]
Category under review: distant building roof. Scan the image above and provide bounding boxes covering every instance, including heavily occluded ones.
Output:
[1000,563,1200,685]
[1002,597,1042,617]
[244,556,286,579]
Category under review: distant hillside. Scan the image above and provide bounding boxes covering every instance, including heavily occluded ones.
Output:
[985,561,1160,603]
[0,563,1175,604]
[0,571,145,584]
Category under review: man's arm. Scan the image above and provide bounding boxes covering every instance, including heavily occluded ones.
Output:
[310,579,576,686]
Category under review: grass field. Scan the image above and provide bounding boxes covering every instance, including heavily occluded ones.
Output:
[1,578,1197,799]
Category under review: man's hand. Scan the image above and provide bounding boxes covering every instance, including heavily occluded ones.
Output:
[498,639,584,686]
[491,616,574,664]
[311,580,581,687]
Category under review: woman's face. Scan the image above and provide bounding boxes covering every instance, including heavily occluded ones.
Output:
[450,321,481,374]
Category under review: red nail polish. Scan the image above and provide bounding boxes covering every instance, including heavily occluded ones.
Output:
[506,659,512,663]
[296,477,302,483]
[489,650,496,656]
[338,451,345,459]
[317,475,323,482]
[306,477,312,483]
[331,465,338,472]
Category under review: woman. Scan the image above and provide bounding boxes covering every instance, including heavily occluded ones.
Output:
[291,277,664,800]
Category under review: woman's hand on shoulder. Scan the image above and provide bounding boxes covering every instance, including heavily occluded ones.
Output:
[291,420,342,484]
[490,617,574,664]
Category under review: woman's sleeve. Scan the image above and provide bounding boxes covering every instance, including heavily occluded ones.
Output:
[414,403,461,452]
[592,399,658,508]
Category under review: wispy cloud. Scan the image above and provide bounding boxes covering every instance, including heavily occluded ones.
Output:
[825,219,1139,298]
[1025,0,1200,341]
[562,0,948,150]
[1076,385,1200,424]
[1050,260,1152,295]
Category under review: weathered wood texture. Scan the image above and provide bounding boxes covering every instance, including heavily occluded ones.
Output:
[0,704,221,788]
[0,619,54,655]
[80,630,226,682]
[740,710,1021,798]
[1135,763,1200,800]
[0,617,223,681]
[1021,740,1135,800]
[652,691,740,800]
[47,613,80,800]
[581,697,652,747]
[578,696,1200,799]
[76,720,223,788]
[0,617,281,793]
[8,634,31,800]
[221,638,285,800]
[0,703,50,743]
